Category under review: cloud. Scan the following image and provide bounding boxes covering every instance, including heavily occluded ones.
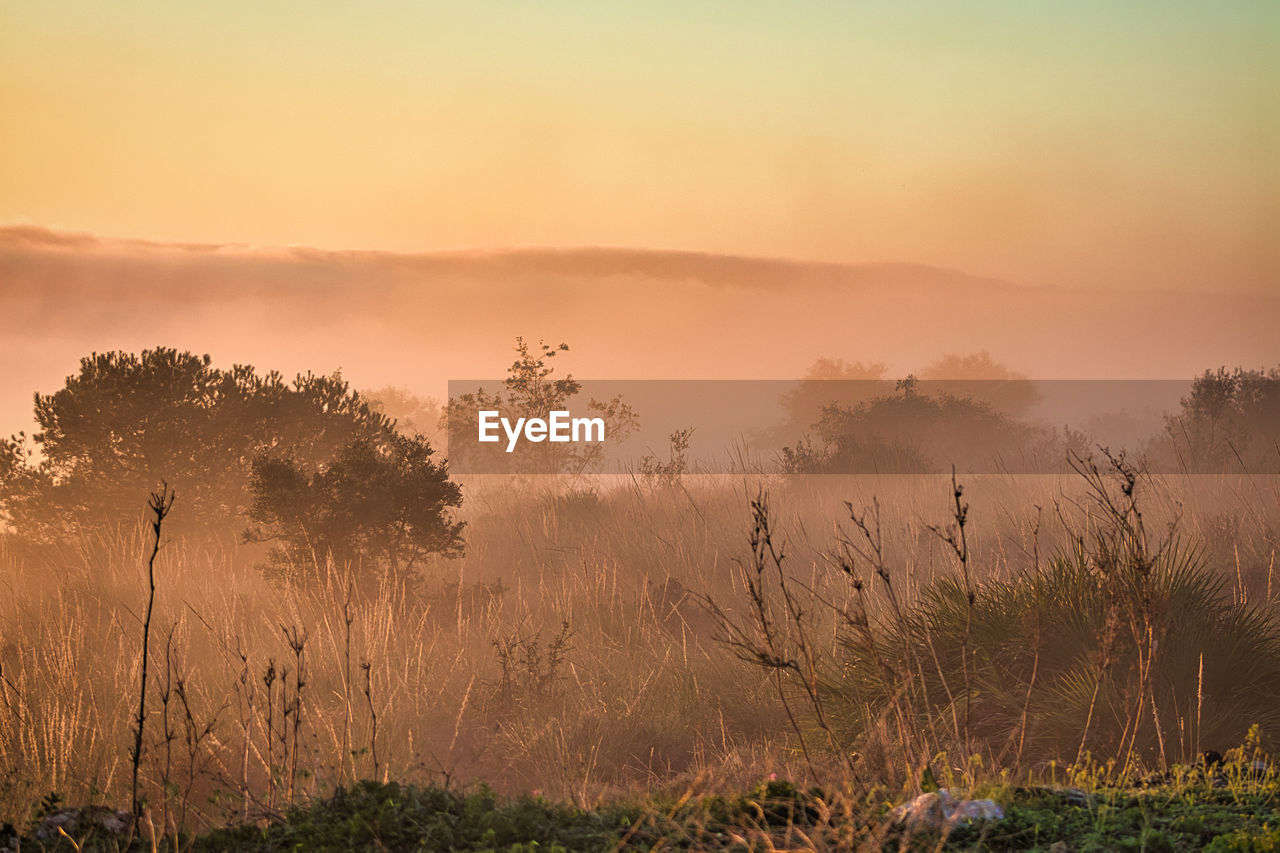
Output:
[1,226,1277,436]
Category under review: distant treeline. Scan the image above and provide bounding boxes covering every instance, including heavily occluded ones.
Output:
[3,345,1277,579]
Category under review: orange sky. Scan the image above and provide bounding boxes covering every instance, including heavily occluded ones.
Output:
[1,2,1276,292]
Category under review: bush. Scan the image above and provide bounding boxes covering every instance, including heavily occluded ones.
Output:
[829,541,1280,766]
[780,378,1056,474]
[445,338,636,475]
[246,432,464,580]
[1152,365,1280,473]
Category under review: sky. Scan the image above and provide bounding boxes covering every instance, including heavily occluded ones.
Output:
[1,1,1276,293]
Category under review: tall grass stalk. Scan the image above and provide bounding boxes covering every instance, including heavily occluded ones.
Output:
[131,485,174,821]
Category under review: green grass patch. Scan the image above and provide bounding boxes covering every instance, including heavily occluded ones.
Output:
[11,775,1280,852]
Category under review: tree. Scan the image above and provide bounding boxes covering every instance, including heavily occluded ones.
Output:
[0,348,398,547]
[246,432,463,578]
[1153,366,1280,473]
[919,351,1040,417]
[444,338,637,475]
[781,380,1055,474]
[363,386,442,441]
[764,358,891,448]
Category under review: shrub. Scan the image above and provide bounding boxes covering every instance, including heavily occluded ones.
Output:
[780,378,1055,474]
[246,432,464,580]
[444,338,636,475]
[828,540,1280,766]
[1152,365,1280,473]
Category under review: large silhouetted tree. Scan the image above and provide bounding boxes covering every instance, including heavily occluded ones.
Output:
[0,349,458,567]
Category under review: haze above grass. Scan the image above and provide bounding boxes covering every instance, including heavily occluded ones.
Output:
[3,224,1277,437]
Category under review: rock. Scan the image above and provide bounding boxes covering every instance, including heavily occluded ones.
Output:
[892,791,948,832]
[889,788,1004,833]
[32,806,133,843]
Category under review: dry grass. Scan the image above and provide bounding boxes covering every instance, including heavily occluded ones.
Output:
[0,471,1276,834]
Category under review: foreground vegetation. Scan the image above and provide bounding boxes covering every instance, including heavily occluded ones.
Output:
[2,349,1278,849]
[2,466,1278,850]
[12,759,1280,852]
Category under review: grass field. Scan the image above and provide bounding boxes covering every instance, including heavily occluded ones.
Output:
[2,468,1278,849]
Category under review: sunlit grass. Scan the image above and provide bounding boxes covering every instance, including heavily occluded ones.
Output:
[0,471,1276,843]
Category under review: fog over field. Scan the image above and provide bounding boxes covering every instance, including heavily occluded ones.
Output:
[3,224,1277,437]
[4,2,1279,846]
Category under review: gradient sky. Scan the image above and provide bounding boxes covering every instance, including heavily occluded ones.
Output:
[1,1,1275,291]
